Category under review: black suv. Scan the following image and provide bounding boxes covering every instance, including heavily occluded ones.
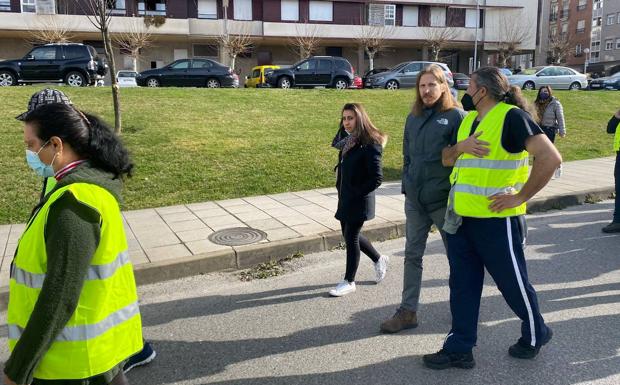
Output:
[266,56,354,89]
[0,43,107,87]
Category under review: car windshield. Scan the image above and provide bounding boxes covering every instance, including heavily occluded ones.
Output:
[389,62,408,71]
[611,72,620,78]
[522,67,543,75]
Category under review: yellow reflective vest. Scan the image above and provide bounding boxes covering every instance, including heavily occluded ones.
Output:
[614,122,620,151]
[8,183,142,379]
[449,102,529,218]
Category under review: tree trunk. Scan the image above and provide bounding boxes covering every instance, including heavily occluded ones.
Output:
[366,49,375,71]
[132,50,138,72]
[230,54,237,72]
[102,26,122,134]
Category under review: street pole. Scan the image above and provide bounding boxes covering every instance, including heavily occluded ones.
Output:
[583,47,590,75]
[473,0,480,73]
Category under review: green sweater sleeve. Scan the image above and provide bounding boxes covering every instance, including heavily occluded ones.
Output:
[4,191,101,384]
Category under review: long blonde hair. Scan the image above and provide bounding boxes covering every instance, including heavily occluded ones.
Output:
[340,103,388,147]
[412,64,461,117]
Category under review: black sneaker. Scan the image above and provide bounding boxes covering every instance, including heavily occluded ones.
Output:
[602,222,620,233]
[124,342,156,373]
[508,327,553,359]
[423,349,475,370]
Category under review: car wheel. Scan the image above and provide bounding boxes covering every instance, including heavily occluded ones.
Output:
[334,78,348,90]
[65,71,86,87]
[146,77,160,87]
[278,77,292,89]
[522,81,535,90]
[207,78,221,88]
[0,71,16,86]
[385,80,399,90]
[569,82,581,91]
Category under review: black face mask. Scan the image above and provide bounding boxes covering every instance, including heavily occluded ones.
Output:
[461,88,482,111]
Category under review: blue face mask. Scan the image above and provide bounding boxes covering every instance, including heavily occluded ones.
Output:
[26,141,55,178]
[539,93,550,100]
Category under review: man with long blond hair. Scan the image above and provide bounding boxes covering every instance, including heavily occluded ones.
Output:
[380,64,465,332]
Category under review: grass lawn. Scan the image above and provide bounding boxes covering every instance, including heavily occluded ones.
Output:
[1,86,619,224]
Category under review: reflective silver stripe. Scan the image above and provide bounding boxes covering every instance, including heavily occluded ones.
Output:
[454,158,529,170]
[12,250,130,289]
[453,183,525,197]
[86,251,130,280]
[8,301,139,342]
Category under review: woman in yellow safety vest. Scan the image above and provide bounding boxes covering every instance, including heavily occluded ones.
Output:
[603,108,620,233]
[4,97,142,385]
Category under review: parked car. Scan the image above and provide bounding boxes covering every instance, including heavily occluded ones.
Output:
[0,43,107,87]
[364,61,454,89]
[500,68,514,77]
[244,65,280,88]
[116,70,138,87]
[136,58,236,88]
[265,56,354,89]
[508,66,587,90]
[588,72,620,90]
[453,73,470,90]
[361,67,389,87]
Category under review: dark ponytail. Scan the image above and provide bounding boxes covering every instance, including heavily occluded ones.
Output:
[473,67,539,122]
[23,103,134,179]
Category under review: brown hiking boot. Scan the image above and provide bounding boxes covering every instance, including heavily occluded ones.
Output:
[380,308,418,333]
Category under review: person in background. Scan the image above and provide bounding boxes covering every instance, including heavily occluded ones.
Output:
[534,85,566,178]
[329,103,388,297]
[602,108,620,233]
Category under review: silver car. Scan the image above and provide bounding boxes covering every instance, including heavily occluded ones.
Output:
[508,66,587,91]
[365,61,454,90]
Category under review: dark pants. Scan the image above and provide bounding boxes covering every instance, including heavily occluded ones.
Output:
[442,216,550,354]
[614,151,620,223]
[541,126,556,143]
[340,220,381,282]
[32,371,129,385]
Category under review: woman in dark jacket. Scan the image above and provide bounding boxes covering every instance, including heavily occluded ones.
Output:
[330,103,388,297]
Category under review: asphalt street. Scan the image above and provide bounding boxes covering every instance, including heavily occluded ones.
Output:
[1,200,619,385]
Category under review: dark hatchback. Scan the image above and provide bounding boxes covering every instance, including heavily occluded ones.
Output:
[0,43,107,87]
[265,56,354,89]
[136,58,237,88]
[453,73,470,90]
[588,72,620,90]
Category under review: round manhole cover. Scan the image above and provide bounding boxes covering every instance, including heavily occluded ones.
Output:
[208,227,267,246]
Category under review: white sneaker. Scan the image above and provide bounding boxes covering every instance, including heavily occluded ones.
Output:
[554,164,563,179]
[329,280,356,297]
[374,255,389,283]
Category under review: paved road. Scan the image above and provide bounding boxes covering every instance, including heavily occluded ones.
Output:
[1,201,620,385]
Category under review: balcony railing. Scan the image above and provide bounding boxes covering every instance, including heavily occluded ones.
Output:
[560,9,569,19]
[138,2,166,16]
[549,14,558,21]
[576,27,585,33]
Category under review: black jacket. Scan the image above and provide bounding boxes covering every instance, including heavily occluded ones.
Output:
[334,133,384,222]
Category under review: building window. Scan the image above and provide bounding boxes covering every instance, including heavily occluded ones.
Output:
[193,44,219,58]
[21,0,36,13]
[465,8,480,28]
[561,23,568,34]
[607,14,615,25]
[594,0,602,10]
[281,0,299,21]
[617,12,620,24]
[550,26,557,36]
[138,1,166,16]
[593,16,602,26]
[591,40,601,51]
[576,19,585,32]
[233,0,252,20]
[430,6,446,27]
[550,4,558,21]
[0,0,9,11]
[616,39,620,49]
[575,44,582,55]
[577,0,586,11]
[384,4,395,26]
[309,1,332,22]
[198,0,217,19]
[605,39,613,50]
[403,5,418,27]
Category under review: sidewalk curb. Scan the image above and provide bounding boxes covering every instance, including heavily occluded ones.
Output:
[0,186,614,310]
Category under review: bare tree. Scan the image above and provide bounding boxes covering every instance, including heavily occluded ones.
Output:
[288,20,321,60]
[423,17,458,62]
[28,15,75,45]
[547,34,571,65]
[356,25,394,71]
[495,15,533,68]
[114,18,153,72]
[81,0,122,134]
[219,28,253,72]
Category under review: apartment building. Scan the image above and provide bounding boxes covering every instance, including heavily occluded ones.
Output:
[596,0,620,74]
[540,0,593,71]
[0,0,538,78]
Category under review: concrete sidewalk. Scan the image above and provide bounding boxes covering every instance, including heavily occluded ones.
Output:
[0,156,616,300]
